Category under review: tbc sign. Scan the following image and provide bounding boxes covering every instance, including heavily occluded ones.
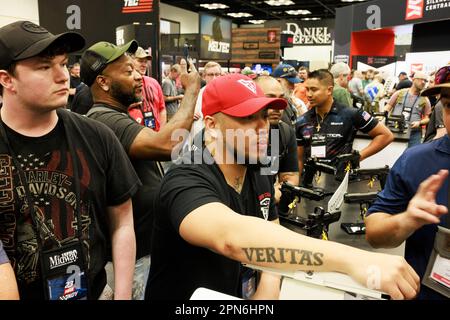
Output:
[405,0,424,20]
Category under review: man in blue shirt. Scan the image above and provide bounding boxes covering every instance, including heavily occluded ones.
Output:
[365,66,450,299]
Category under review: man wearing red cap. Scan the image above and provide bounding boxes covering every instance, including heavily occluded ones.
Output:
[146,74,419,301]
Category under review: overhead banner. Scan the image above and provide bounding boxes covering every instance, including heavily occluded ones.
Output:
[199,13,232,60]
[266,19,334,46]
[38,0,160,47]
[352,0,450,31]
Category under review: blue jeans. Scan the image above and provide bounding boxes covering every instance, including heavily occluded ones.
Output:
[132,255,151,300]
[408,129,422,148]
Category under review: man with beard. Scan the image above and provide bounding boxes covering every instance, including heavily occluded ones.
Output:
[146,74,419,301]
[385,71,432,148]
[254,75,299,203]
[81,41,201,299]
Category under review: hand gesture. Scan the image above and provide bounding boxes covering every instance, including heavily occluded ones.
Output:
[180,58,201,92]
[404,169,448,231]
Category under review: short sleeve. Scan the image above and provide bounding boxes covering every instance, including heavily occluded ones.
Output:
[88,110,144,153]
[388,91,400,107]
[279,123,299,173]
[434,102,445,128]
[160,166,224,231]
[295,116,309,147]
[366,154,412,216]
[424,97,432,116]
[0,240,9,265]
[101,125,142,206]
[162,80,172,97]
[352,108,379,133]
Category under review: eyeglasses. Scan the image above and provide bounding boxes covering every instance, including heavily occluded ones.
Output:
[435,66,450,85]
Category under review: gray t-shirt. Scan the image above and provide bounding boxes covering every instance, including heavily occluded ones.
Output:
[162,78,179,116]
[348,77,363,98]
[0,240,9,265]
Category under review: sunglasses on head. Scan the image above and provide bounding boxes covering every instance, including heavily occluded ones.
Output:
[435,66,450,85]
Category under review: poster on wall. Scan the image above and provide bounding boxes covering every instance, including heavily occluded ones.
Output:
[38,0,160,47]
[199,13,232,60]
[266,19,334,46]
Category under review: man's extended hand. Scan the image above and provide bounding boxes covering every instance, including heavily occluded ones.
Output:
[403,169,448,231]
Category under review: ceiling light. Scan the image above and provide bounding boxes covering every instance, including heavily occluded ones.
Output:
[227,12,253,18]
[285,10,311,15]
[265,0,295,6]
[302,17,321,21]
[248,20,267,24]
[199,3,229,10]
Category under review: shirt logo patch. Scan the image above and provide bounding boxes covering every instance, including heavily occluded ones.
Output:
[238,79,257,94]
[330,122,343,126]
[258,193,271,220]
[362,111,371,121]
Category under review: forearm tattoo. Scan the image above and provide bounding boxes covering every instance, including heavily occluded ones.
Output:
[242,247,324,266]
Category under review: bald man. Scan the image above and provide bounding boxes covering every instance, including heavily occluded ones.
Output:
[255,76,299,203]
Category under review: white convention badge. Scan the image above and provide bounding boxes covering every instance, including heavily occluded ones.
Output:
[430,254,450,289]
[311,145,326,158]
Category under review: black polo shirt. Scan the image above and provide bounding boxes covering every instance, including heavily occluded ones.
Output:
[295,102,378,161]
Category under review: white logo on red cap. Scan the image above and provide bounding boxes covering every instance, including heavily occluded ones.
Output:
[237,79,257,94]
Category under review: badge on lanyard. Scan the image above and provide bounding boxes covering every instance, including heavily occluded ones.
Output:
[143,111,156,129]
[422,224,450,298]
[41,242,89,300]
[311,134,327,158]
[240,267,257,299]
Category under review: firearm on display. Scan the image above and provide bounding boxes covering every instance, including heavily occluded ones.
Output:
[302,151,361,188]
[341,192,379,235]
[386,114,408,134]
[350,166,390,189]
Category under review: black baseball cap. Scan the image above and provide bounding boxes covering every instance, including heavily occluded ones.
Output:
[0,21,85,70]
[80,40,138,87]
[399,71,407,76]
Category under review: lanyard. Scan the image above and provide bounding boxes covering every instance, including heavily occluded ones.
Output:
[402,92,420,121]
[0,113,83,249]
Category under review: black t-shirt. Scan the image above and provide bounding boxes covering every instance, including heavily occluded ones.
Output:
[396,79,412,90]
[87,105,163,259]
[146,149,278,300]
[296,102,378,161]
[268,122,299,181]
[0,109,140,299]
[424,101,445,143]
[70,83,93,115]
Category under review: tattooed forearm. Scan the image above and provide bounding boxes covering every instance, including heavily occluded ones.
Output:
[242,247,324,266]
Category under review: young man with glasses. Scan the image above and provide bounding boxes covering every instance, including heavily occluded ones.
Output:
[365,65,450,300]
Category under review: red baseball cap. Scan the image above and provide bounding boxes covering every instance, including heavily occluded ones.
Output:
[202,74,287,117]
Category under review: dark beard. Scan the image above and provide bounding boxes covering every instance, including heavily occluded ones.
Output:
[110,81,140,107]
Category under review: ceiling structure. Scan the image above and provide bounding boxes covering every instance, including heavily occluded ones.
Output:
[161,0,368,25]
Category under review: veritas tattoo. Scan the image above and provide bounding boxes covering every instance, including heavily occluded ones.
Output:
[242,247,324,266]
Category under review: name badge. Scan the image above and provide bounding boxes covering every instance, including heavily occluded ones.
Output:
[241,268,257,299]
[41,242,89,300]
[430,254,450,289]
[311,145,326,158]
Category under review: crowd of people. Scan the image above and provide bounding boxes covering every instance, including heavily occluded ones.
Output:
[0,20,448,301]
